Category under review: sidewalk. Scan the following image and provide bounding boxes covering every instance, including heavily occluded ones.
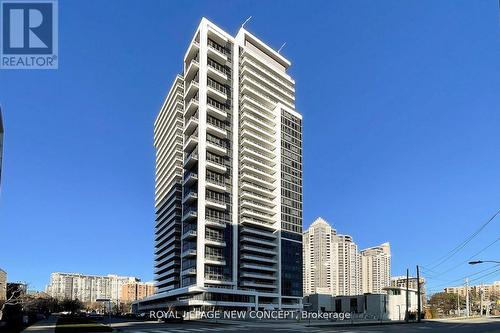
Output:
[22,316,58,333]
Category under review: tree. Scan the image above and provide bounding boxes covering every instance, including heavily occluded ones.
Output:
[60,299,83,314]
[0,285,25,321]
[429,292,458,317]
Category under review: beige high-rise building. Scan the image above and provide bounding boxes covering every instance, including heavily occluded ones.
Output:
[303,218,361,296]
[361,242,391,294]
[0,268,6,301]
[46,272,139,303]
[303,218,337,295]
[333,234,361,296]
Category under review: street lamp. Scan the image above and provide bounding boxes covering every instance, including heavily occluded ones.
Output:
[468,260,500,265]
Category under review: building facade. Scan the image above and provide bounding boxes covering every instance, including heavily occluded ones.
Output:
[0,269,6,301]
[46,273,139,303]
[361,243,391,294]
[303,218,337,295]
[120,282,156,302]
[390,275,425,305]
[333,234,362,296]
[444,281,499,300]
[141,17,303,311]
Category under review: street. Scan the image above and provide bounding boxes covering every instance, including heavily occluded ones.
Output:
[110,317,500,333]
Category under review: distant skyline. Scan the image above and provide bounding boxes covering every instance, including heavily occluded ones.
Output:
[0,0,499,294]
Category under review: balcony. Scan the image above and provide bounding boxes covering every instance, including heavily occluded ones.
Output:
[240,226,277,240]
[207,79,227,103]
[181,249,196,257]
[185,78,199,101]
[183,172,198,186]
[181,229,197,240]
[184,40,199,63]
[240,272,276,281]
[240,163,275,183]
[240,146,275,166]
[205,217,227,228]
[241,216,275,230]
[182,209,197,222]
[240,182,275,199]
[205,237,226,247]
[240,199,274,216]
[182,191,198,204]
[185,58,199,82]
[240,256,278,265]
[240,172,276,191]
[240,111,275,135]
[207,98,228,120]
[207,39,228,63]
[240,263,277,272]
[207,57,229,83]
[184,112,198,135]
[206,159,227,174]
[240,188,276,207]
[241,128,275,151]
[205,178,227,192]
[206,120,228,139]
[206,140,227,156]
[241,121,275,143]
[206,198,227,211]
[240,235,277,248]
[240,280,276,290]
[185,96,198,119]
[241,245,276,256]
[205,257,226,266]
[184,133,198,153]
[181,267,197,276]
[184,150,198,169]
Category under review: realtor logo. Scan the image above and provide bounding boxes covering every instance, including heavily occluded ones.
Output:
[1,0,58,69]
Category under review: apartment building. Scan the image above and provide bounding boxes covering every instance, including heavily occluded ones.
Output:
[0,268,6,301]
[333,234,362,296]
[445,281,499,300]
[391,275,425,305]
[361,243,391,294]
[46,272,139,303]
[140,17,303,311]
[303,218,337,295]
[303,218,363,297]
[121,282,156,302]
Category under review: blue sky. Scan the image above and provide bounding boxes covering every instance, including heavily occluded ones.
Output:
[0,0,499,294]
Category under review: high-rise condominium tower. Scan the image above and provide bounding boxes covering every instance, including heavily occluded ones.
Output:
[332,234,361,296]
[142,18,303,311]
[361,243,391,294]
[303,218,337,295]
[303,218,362,297]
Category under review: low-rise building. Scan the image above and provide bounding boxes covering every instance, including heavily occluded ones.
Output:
[303,287,420,321]
[391,275,426,305]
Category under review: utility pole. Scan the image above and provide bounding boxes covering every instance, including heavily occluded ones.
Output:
[457,293,460,317]
[465,278,469,318]
[406,268,409,322]
[416,265,421,322]
[480,283,483,317]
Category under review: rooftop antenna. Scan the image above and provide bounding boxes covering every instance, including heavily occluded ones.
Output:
[241,16,252,28]
[278,42,286,53]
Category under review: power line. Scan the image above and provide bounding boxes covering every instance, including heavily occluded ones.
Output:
[469,266,500,284]
[430,264,500,289]
[427,209,500,270]
[436,237,500,276]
